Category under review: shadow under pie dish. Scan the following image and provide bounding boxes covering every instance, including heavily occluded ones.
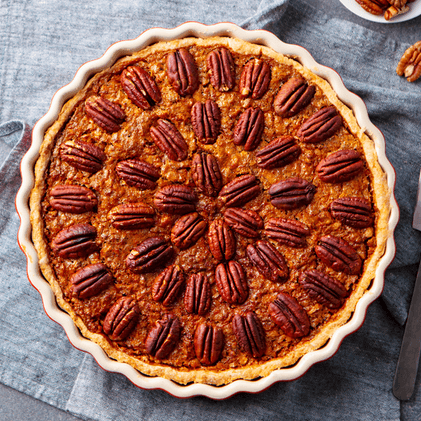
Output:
[19,22,398,397]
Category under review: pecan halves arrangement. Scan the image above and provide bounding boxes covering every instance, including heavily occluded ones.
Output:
[396,41,421,82]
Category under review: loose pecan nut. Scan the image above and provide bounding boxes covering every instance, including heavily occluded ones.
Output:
[316,149,364,183]
[150,119,189,161]
[246,240,288,283]
[385,4,410,20]
[256,136,301,170]
[108,203,155,230]
[239,59,271,99]
[145,314,181,359]
[297,106,342,144]
[103,297,140,341]
[268,178,316,210]
[154,185,197,214]
[299,269,349,310]
[191,152,223,197]
[269,292,310,338]
[184,273,211,315]
[315,235,362,275]
[51,223,98,259]
[116,159,160,190]
[218,174,261,208]
[152,265,185,306]
[232,312,266,358]
[166,48,199,96]
[85,95,125,132]
[223,207,263,238]
[206,47,235,92]
[264,218,310,248]
[70,263,113,299]
[233,107,265,151]
[215,260,248,305]
[191,100,221,144]
[194,323,224,366]
[208,219,236,262]
[355,0,389,15]
[171,212,207,250]
[330,197,374,228]
[396,41,421,82]
[274,78,316,117]
[121,66,161,109]
[60,140,106,173]
[126,236,174,273]
[50,185,97,214]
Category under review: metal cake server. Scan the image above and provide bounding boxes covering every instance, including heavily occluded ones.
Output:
[393,169,421,400]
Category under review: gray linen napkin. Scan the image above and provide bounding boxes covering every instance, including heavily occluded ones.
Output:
[1,0,420,420]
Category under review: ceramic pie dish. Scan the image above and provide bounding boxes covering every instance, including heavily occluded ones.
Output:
[16,22,399,399]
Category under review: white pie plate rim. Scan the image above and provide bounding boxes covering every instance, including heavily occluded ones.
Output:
[16,21,399,399]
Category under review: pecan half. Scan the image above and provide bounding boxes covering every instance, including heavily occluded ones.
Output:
[60,140,106,173]
[171,212,207,249]
[233,107,265,151]
[191,100,221,144]
[269,292,310,338]
[121,66,161,109]
[51,223,98,259]
[355,0,389,15]
[218,174,260,208]
[70,263,113,299]
[256,136,301,170]
[191,152,223,197]
[126,236,174,273]
[264,218,310,248]
[152,265,185,306]
[223,207,263,238]
[184,273,211,315]
[246,240,288,283]
[316,150,364,183]
[103,297,140,341]
[268,178,316,210]
[396,41,421,82]
[150,119,189,161]
[330,197,374,228]
[85,95,125,132]
[299,269,349,310]
[208,219,236,262]
[385,4,410,20]
[108,203,155,230]
[274,78,316,117]
[154,185,197,214]
[232,312,266,358]
[194,323,224,366]
[315,235,362,275]
[166,48,199,96]
[50,185,97,214]
[206,47,235,92]
[239,59,271,99]
[145,314,181,359]
[297,106,342,144]
[116,159,160,190]
[215,260,248,305]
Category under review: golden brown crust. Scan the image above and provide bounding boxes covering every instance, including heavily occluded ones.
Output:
[30,36,390,386]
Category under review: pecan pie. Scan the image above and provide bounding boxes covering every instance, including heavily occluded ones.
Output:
[30,36,390,386]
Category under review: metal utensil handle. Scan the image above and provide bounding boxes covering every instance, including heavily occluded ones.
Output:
[393,259,421,400]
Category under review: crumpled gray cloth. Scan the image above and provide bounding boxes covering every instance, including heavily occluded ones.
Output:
[1,0,421,420]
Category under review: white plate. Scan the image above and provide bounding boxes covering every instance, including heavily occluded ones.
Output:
[339,0,421,23]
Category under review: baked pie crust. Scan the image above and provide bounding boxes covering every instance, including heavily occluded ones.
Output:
[30,36,390,386]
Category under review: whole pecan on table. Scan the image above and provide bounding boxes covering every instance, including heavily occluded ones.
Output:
[239,59,271,99]
[166,48,199,96]
[108,202,155,230]
[85,95,125,133]
[184,272,212,315]
[121,66,161,109]
[60,140,106,174]
[194,323,225,366]
[145,314,181,359]
[152,264,185,307]
[396,40,421,82]
[232,312,266,358]
[70,263,114,299]
[191,100,221,144]
[115,159,160,190]
[103,297,140,341]
[206,47,235,92]
[49,185,98,214]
